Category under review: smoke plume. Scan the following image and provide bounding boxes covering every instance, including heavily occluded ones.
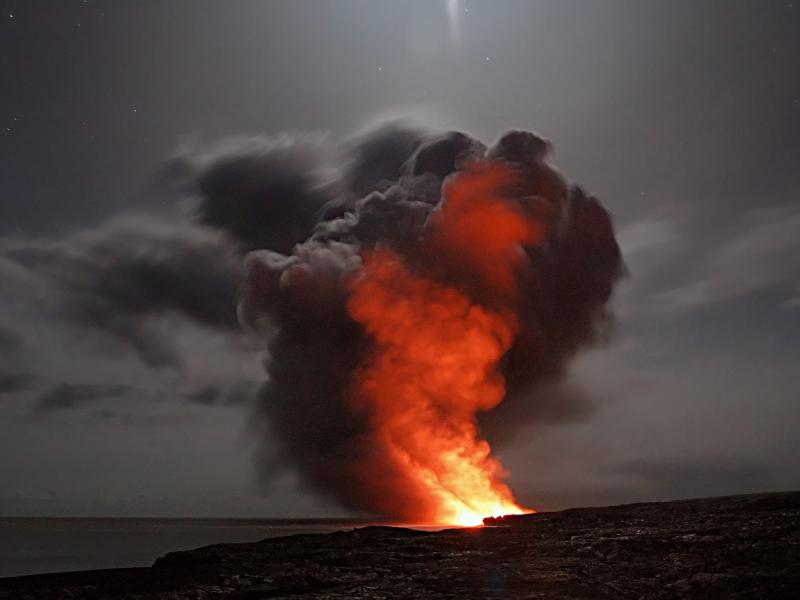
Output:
[236,126,623,522]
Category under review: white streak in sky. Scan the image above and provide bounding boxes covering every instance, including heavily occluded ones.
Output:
[447,0,462,49]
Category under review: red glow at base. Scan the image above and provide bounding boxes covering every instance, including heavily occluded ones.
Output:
[348,162,539,526]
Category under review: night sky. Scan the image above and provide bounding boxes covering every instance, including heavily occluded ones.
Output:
[1,0,799,517]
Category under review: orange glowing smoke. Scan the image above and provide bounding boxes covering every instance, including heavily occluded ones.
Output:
[347,162,543,526]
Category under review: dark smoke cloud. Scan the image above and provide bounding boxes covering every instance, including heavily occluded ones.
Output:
[0,119,621,518]
[341,120,426,199]
[318,120,428,221]
[183,383,254,407]
[0,372,36,395]
[239,127,624,517]
[168,134,333,254]
[1,215,241,369]
[0,326,22,353]
[174,121,457,252]
[37,383,130,413]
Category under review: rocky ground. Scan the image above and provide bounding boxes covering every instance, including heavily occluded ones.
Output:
[1,492,799,599]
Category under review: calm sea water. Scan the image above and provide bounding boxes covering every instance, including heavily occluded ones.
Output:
[0,517,379,578]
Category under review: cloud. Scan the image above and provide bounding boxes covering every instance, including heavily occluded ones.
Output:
[168,133,333,254]
[0,326,22,352]
[0,214,241,370]
[183,383,254,407]
[0,204,264,429]
[242,128,624,519]
[622,205,800,315]
[479,380,598,448]
[0,373,36,395]
[340,119,427,199]
[36,383,130,413]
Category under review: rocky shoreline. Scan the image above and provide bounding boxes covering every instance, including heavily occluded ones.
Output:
[1,492,799,599]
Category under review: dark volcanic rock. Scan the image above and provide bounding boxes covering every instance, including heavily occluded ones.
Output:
[2,492,799,599]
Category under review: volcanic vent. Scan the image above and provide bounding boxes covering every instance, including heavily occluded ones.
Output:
[240,128,623,525]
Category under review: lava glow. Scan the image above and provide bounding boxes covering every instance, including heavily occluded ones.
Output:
[347,162,539,526]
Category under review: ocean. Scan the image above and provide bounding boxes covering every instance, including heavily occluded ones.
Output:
[0,517,378,578]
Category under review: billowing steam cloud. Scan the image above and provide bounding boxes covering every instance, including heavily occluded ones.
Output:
[229,124,623,522]
[0,118,620,517]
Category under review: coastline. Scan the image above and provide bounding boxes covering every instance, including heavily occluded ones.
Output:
[1,492,798,598]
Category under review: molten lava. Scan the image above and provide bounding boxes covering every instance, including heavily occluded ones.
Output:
[347,162,540,526]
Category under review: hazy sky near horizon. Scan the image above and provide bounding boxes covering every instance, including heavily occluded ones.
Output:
[1,0,799,517]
